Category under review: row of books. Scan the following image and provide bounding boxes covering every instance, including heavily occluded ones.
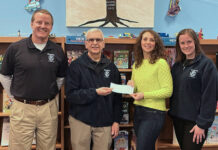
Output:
[66,48,177,69]
[66,49,130,69]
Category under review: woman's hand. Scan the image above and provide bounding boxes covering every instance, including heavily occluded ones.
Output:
[130,92,144,101]
[190,125,205,144]
[127,80,134,87]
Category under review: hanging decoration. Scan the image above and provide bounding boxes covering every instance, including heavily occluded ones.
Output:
[25,0,40,12]
[167,0,181,16]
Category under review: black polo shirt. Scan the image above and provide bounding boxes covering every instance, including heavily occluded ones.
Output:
[1,35,67,100]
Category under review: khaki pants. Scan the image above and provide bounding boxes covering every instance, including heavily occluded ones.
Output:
[9,98,58,150]
[69,116,112,150]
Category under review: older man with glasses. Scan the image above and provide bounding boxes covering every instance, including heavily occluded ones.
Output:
[66,28,123,150]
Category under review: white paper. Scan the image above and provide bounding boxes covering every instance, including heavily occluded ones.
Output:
[110,83,134,94]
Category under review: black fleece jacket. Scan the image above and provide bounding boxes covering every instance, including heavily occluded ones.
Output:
[169,54,217,129]
[66,52,122,127]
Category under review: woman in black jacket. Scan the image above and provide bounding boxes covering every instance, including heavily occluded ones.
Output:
[168,28,217,150]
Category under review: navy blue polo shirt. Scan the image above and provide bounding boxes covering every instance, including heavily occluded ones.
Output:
[1,35,67,100]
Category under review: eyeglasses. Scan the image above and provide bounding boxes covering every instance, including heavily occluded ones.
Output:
[86,38,103,43]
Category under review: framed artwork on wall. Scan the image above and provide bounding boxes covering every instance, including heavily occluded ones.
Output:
[66,0,154,28]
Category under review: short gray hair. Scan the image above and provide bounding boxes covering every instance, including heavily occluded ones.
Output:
[85,28,104,40]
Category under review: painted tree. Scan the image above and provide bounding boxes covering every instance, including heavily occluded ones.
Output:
[79,0,138,27]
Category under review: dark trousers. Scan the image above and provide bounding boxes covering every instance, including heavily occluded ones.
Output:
[173,117,208,150]
[134,106,166,150]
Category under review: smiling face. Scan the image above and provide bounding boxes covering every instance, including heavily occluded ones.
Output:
[141,32,155,59]
[179,33,196,59]
[85,30,105,59]
[31,12,53,43]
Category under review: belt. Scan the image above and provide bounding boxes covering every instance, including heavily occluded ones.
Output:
[14,97,52,106]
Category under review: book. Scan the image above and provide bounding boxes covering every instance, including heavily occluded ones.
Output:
[165,48,176,68]
[1,118,10,146]
[0,54,4,70]
[2,90,12,113]
[114,130,129,150]
[172,127,179,145]
[206,116,218,144]
[120,73,126,85]
[130,129,136,150]
[114,50,129,69]
[67,49,85,64]
[120,101,129,124]
[103,49,113,61]
[130,51,134,68]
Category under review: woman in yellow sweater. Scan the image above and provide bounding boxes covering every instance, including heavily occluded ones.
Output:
[128,29,173,150]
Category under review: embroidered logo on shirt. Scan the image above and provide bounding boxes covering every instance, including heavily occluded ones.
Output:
[104,69,111,78]
[47,53,55,63]
[189,69,198,78]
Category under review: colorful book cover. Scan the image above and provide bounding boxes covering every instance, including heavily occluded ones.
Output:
[1,118,10,146]
[120,73,126,85]
[114,130,129,150]
[3,90,12,113]
[67,49,85,64]
[120,101,129,124]
[206,116,218,144]
[165,48,176,68]
[114,50,129,69]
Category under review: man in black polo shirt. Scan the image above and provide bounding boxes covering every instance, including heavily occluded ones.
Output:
[0,9,67,150]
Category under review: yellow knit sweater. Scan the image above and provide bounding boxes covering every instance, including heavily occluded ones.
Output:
[131,58,173,111]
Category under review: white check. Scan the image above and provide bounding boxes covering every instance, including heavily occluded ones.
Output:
[110,83,134,94]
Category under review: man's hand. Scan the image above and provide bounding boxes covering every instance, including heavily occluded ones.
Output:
[96,87,112,96]
[111,122,119,139]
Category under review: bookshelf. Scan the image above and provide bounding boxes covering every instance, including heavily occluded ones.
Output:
[0,37,65,150]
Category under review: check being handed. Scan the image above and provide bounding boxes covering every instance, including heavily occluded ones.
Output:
[110,83,134,94]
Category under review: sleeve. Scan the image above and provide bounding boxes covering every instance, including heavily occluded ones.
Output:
[196,60,217,129]
[131,63,137,92]
[65,62,98,105]
[1,44,15,76]
[0,74,13,99]
[112,66,123,123]
[56,47,68,78]
[143,59,173,99]
[56,77,64,90]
